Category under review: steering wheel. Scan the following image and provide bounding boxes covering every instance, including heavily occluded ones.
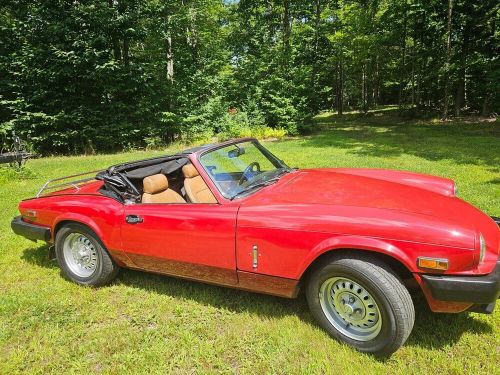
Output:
[238,162,261,185]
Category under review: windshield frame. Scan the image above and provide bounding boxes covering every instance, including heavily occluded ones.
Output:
[197,139,291,200]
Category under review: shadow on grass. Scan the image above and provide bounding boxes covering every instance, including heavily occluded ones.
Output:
[487,178,500,185]
[303,111,500,171]
[22,245,493,356]
[21,244,58,269]
[406,295,492,350]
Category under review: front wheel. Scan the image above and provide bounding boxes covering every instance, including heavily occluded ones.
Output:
[306,254,415,356]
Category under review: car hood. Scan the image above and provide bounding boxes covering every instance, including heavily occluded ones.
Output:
[244,169,485,225]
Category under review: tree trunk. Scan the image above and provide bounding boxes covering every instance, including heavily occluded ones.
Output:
[366,61,372,110]
[166,33,174,83]
[108,0,121,61]
[338,56,344,115]
[454,19,469,116]
[374,54,379,106]
[454,66,465,117]
[481,94,489,116]
[410,38,415,108]
[362,66,368,114]
[282,0,291,54]
[415,7,423,109]
[398,2,408,110]
[311,0,322,111]
[282,0,291,76]
[183,2,198,63]
[368,2,377,109]
[442,0,453,120]
[314,0,321,54]
[123,37,129,66]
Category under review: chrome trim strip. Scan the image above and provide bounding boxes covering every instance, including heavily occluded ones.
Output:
[36,170,102,197]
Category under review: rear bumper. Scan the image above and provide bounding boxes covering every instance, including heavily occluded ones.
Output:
[11,216,51,242]
[421,261,500,310]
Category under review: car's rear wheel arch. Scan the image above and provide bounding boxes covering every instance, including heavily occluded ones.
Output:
[54,219,76,238]
[54,220,112,257]
[56,219,92,237]
[54,218,105,245]
[301,248,416,289]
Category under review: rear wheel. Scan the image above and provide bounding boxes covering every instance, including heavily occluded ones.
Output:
[306,254,414,356]
[55,223,119,286]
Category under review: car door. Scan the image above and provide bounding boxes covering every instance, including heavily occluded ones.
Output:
[120,202,239,285]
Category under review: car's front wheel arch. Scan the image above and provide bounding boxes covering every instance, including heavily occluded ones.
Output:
[301,248,416,290]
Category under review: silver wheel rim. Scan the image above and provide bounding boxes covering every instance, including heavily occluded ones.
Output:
[62,233,98,278]
[319,277,382,341]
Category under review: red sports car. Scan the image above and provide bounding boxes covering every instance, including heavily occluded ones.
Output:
[11,138,500,355]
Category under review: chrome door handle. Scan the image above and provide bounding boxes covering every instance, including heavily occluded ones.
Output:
[125,215,143,224]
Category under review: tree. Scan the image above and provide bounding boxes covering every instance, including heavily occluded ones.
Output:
[0,0,498,153]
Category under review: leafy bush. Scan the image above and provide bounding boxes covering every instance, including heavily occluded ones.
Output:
[260,92,299,135]
[215,109,287,140]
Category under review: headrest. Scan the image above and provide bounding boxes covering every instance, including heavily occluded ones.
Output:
[143,174,168,194]
[182,164,200,178]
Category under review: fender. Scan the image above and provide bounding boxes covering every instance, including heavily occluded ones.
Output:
[53,213,106,244]
[297,235,415,279]
[52,211,123,252]
[51,210,135,268]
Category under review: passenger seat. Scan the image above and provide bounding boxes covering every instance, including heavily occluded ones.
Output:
[142,174,186,204]
[182,164,217,203]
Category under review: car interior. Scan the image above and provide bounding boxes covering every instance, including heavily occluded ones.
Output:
[140,163,218,204]
[141,173,186,204]
[98,152,254,204]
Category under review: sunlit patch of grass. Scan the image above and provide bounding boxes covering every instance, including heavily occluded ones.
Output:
[0,111,499,374]
[0,166,38,184]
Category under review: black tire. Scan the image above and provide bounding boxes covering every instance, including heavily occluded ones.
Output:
[306,253,415,356]
[55,223,119,286]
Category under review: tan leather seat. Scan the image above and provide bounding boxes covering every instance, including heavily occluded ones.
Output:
[182,164,217,203]
[142,174,186,204]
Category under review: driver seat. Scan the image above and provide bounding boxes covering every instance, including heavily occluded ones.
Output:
[182,164,217,203]
[142,174,186,204]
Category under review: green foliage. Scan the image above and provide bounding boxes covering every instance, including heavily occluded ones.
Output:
[218,111,287,140]
[0,0,498,154]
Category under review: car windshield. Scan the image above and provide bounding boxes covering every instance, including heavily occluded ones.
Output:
[199,140,291,199]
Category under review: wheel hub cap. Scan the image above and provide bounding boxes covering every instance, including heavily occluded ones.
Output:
[62,233,98,278]
[319,277,382,341]
[343,303,354,315]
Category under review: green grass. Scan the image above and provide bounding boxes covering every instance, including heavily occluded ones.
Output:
[1,110,499,374]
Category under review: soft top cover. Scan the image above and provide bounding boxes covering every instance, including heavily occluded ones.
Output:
[97,155,188,180]
[122,157,188,180]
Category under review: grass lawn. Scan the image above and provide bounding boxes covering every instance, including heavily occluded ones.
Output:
[1,110,499,374]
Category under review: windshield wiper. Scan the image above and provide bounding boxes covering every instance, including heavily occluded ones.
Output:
[229,167,293,200]
[230,177,282,200]
[278,166,294,175]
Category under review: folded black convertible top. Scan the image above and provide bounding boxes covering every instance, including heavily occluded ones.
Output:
[123,157,188,180]
[98,141,216,179]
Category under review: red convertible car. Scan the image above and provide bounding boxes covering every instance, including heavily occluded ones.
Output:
[11,138,500,355]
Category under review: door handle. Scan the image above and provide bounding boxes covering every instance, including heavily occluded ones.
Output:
[125,215,143,224]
